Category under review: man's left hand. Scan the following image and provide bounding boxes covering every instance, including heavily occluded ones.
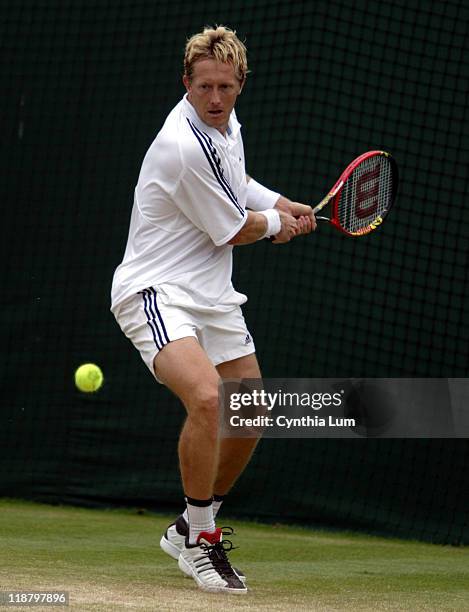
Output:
[274,197,317,235]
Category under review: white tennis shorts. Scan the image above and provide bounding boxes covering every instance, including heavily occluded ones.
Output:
[113,286,256,381]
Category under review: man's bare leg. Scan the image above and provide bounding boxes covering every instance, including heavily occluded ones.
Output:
[214,353,262,496]
[153,337,221,500]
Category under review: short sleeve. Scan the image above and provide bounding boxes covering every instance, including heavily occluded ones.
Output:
[174,135,246,246]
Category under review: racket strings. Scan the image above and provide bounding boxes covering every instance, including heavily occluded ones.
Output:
[338,156,393,235]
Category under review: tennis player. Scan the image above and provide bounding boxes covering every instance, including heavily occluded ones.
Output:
[111,25,316,594]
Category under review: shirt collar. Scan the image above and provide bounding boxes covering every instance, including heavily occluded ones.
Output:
[182,94,241,144]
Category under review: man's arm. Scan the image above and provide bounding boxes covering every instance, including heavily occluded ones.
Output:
[228,209,298,245]
[274,195,317,236]
[245,175,317,238]
[229,176,317,245]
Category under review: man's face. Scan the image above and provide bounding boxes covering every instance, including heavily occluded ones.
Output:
[183,58,244,134]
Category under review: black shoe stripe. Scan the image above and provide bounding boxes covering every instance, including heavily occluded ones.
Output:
[175,515,188,536]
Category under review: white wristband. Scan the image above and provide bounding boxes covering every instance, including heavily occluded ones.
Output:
[246,178,280,211]
[259,208,281,239]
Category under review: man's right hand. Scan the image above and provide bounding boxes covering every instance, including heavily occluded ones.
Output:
[272,210,298,243]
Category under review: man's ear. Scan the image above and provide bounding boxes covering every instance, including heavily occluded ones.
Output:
[238,77,246,94]
[183,74,191,93]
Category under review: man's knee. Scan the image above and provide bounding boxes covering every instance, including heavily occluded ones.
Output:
[185,385,220,433]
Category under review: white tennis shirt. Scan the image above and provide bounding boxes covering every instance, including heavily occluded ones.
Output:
[111,95,250,314]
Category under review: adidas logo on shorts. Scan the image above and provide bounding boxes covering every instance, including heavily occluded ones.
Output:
[244,334,252,345]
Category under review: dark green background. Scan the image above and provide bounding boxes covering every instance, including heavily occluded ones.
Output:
[2,1,468,544]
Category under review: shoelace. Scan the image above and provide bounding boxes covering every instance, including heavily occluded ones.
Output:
[200,526,238,579]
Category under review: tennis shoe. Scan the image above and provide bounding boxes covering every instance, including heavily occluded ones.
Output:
[159,515,246,581]
[178,527,247,594]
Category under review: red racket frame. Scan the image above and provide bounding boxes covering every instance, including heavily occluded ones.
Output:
[313,150,398,237]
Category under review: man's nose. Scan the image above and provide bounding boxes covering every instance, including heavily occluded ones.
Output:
[210,87,222,105]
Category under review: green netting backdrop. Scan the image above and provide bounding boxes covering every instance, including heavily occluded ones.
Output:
[1,0,468,544]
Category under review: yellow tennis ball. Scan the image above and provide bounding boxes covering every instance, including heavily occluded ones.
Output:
[74,363,104,393]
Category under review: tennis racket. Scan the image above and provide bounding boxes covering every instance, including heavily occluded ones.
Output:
[313,150,398,236]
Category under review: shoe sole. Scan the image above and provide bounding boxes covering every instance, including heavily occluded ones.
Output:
[178,554,247,594]
[160,535,192,577]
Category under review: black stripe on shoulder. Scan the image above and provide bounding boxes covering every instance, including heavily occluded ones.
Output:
[195,127,240,208]
[186,118,245,216]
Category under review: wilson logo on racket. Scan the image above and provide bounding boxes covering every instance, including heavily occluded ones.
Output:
[355,164,380,219]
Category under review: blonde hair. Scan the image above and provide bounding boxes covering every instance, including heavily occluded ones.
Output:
[184,25,248,83]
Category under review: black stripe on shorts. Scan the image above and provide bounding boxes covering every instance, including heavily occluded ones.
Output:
[139,287,170,350]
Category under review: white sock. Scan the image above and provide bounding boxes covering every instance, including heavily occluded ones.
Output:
[186,499,215,544]
[182,496,224,522]
[212,498,224,518]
